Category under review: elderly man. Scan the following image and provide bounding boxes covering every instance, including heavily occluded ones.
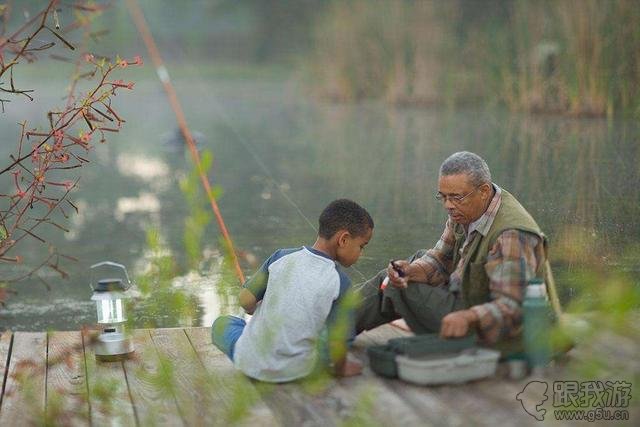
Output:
[356,151,548,351]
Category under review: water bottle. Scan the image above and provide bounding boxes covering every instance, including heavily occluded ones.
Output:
[523,278,552,374]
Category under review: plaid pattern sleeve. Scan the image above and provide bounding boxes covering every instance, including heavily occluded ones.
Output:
[414,217,456,287]
[470,229,545,344]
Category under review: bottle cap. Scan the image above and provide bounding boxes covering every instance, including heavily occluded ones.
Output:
[525,284,547,298]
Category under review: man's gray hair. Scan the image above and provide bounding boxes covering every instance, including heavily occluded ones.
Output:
[439,151,492,187]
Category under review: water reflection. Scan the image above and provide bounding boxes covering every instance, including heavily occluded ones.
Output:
[114,192,161,222]
[1,77,639,330]
[116,154,170,183]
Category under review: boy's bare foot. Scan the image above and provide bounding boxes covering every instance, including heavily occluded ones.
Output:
[338,354,363,377]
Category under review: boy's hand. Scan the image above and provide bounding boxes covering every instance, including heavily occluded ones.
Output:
[239,288,258,315]
[387,260,410,288]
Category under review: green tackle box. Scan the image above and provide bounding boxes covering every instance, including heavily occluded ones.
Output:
[366,345,400,378]
[367,334,478,379]
[388,334,476,357]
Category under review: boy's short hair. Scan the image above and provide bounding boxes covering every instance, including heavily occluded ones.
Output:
[318,199,374,239]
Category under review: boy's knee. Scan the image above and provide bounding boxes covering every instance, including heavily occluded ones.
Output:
[211,315,245,360]
[212,315,232,327]
[211,315,233,343]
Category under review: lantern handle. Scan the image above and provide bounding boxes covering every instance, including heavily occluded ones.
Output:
[90,261,132,290]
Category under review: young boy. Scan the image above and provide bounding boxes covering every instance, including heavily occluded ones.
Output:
[212,199,373,382]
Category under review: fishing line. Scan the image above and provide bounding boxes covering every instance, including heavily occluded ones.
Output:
[127,0,367,282]
[202,88,368,281]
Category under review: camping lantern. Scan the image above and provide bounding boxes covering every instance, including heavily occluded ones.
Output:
[90,261,134,360]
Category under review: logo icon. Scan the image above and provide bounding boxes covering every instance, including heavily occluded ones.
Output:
[517,381,549,421]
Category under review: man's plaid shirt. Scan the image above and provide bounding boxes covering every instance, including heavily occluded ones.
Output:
[415,185,545,344]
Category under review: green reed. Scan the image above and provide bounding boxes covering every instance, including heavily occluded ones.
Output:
[307,0,640,117]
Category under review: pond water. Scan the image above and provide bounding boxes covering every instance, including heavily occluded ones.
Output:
[2,69,639,331]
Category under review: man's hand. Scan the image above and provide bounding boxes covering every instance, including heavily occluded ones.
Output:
[387,260,410,288]
[440,309,478,338]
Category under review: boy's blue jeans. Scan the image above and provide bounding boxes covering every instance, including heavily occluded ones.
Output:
[211,315,246,360]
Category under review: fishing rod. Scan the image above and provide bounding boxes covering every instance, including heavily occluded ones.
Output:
[125,0,245,284]
[126,0,371,284]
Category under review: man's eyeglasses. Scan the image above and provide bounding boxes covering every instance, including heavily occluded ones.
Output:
[435,187,478,204]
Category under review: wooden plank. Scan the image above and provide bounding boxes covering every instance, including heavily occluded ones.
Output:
[184,327,279,426]
[355,324,532,426]
[150,327,219,425]
[151,329,270,425]
[46,331,90,426]
[187,328,384,426]
[388,378,527,427]
[466,377,541,421]
[123,329,183,426]
[0,331,11,409]
[323,373,429,426]
[1,324,567,427]
[333,344,442,426]
[435,381,538,426]
[383,380,471,427]
[0,332,47,426]
[82,331,137,427]
[256,381,341,427]
[191,321,422,427]
[355,339,536,427]
[253,357,426,426]
[187,325,423,426]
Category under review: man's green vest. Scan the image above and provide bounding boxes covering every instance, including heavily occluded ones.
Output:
[451,189,547,354]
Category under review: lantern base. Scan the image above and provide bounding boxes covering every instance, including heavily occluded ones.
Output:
[94,332,134,361]
[96,353,133,362]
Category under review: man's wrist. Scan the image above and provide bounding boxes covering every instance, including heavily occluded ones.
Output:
[408,261,428,283]
[463,308,480,326]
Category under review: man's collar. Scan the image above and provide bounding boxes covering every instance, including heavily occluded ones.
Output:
[467,183,502,237]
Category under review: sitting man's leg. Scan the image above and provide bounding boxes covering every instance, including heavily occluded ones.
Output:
[355,266,401,333]
[211,315,246,360]
[384,276,464,334]
[355,250,465,335]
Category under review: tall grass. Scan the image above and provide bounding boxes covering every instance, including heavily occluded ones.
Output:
[307,0,640,117]
[496,0,640,117]
[307,1,461,105]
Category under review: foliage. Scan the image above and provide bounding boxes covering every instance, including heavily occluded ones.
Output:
[0,0,139,302]
[340,388,379,427]
[130,228,198,329]
[551,232,640,399]
[179,149,221,270]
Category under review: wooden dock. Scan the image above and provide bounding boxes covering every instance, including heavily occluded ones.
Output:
[0,325,636,426]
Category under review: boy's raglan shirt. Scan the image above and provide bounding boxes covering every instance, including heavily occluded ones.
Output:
[233,246,351,382]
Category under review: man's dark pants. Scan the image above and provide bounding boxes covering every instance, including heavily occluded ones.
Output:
[355,250,466,335]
